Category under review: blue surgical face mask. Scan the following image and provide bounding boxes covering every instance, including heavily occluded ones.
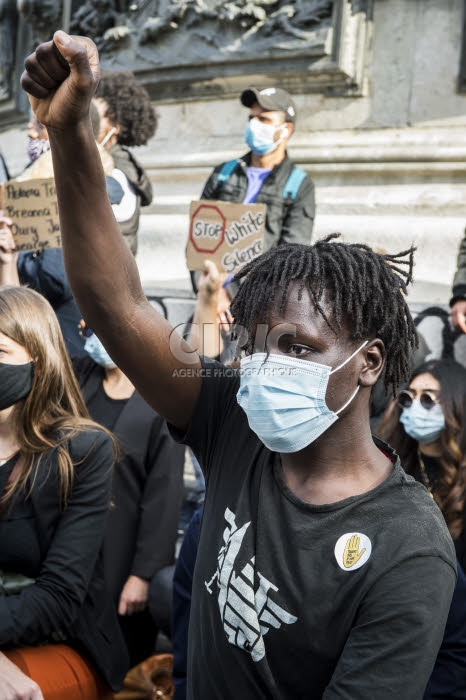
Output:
[84,333,117,369]
[244,119,287,156]
[236,341,368,453]
[399,401,445,444]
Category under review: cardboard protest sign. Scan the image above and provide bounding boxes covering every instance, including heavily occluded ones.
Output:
[0,178,61,250]
[186,200,266,273]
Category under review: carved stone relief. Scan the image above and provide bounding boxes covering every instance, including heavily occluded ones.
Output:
[0,0,62,124]
[70,0,119,46]
[68,0,338,54]
[18,0,62,45]
[0,0,372,127]
[0,0,19,101]
[91,0,372,101]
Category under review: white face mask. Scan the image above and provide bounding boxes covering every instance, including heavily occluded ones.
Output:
[236,342,368,453]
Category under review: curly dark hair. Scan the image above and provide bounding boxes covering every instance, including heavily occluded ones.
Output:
[230,234,418,392]
[96,69,158,146]
[377,359,466,540]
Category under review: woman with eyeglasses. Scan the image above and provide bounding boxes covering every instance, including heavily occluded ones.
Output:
[377,358,466,699]
[378,358,466,567]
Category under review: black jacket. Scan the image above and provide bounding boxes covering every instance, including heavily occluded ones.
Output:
[0,430,129,691]
[201,151,315,251]
[424,561,466,699]
[72,357,185,600]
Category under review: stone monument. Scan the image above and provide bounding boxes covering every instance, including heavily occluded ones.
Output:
[0,0,372,120]
[2,0,466,320]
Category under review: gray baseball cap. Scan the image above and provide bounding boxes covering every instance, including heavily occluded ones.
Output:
[240,87,297,123]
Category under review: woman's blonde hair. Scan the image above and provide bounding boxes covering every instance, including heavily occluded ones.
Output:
[0,285,114,507]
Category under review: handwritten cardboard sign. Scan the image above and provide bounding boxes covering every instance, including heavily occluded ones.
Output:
[0,178,61,250]
[186,199,266,273]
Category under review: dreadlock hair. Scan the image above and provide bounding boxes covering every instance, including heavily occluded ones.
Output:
[96,70,158,146]
[230,234,418,392]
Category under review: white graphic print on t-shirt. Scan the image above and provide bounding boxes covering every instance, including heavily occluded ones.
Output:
[205,507,298,662]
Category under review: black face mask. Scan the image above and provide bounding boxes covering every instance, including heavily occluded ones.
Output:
[0,361,34,411]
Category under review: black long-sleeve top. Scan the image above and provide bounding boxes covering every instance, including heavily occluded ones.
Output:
[0,430,129,691]
[72,356,185,600]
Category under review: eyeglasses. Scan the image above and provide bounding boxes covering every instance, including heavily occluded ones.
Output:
[397,390,439,411]
[78,324,93,339]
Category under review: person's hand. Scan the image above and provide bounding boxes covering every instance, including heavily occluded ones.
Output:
[198,260,232,325]
[0,215,17,266]
[20,31,99,130]
[118,575,149,616]
[198,259,222,301]
[0,652,44,700]
[450,300,466,334]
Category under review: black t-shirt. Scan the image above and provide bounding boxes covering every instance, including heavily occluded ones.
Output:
[86,382,128,431]
[170,358,457,700]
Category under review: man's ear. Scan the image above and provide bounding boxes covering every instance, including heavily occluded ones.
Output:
[359,339,385,388]
[284,122,294,139]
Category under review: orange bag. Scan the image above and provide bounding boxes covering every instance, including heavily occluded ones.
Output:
[115,653,174,699]
[4,644,113,700]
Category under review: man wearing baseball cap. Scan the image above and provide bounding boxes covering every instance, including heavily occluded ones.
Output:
[200,86,315,256]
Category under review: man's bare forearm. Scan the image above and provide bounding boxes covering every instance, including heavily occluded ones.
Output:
[48,120,201,427]
[18,33,202,429]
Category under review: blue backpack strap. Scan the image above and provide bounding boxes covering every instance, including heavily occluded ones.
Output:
[283,166,307,200]
[216,159,239,185]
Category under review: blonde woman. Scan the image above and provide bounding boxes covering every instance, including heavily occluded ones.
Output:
[0,282,128,699]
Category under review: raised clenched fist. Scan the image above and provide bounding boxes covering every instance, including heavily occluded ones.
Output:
[21,31,99,130]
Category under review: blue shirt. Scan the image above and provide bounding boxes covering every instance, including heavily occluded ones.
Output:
[243,166,271,204]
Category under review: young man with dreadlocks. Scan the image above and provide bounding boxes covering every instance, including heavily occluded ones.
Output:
[22,34,456,700]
